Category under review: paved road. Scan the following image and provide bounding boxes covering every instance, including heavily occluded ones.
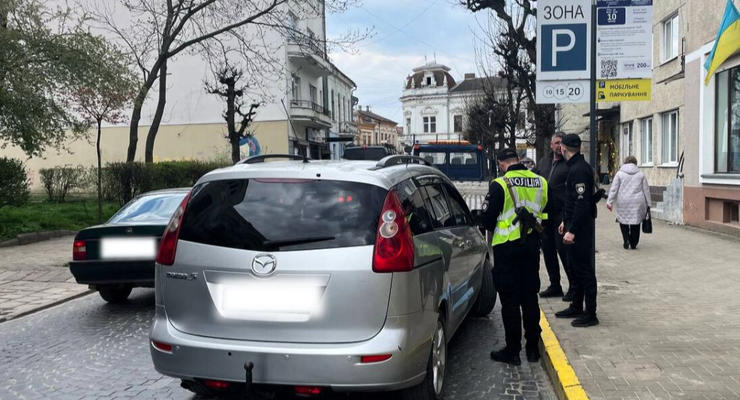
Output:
[0,289,556,400]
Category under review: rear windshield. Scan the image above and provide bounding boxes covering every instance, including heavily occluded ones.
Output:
[449,152,478,166]
[418,152,446,166]
[108,192,187,224]
[342,147,389,160]
[179,179,387,251]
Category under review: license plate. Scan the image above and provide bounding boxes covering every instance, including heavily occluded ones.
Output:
[101,237,157,260]
[210,277,326,322]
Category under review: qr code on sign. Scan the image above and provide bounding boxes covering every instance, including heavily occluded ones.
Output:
[601,59,617,78]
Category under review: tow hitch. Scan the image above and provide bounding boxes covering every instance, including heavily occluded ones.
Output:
[244,361,255,399]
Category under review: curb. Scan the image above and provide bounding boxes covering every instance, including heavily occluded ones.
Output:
[539,308,589,400]
[0,289,94,323]
[0,230,77,248]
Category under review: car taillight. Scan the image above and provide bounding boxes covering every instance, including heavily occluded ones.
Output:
[156,192,191,266]
[72,240,86,260]
[372,190,414,273]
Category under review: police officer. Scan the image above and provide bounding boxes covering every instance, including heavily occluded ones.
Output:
[481,148,548,365]
[555,134,599,327]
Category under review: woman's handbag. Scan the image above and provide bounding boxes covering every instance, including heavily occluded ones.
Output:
[642,208,653,234]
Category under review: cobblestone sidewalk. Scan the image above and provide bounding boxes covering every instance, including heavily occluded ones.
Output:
[539,206,740,400]
[0,236,90,322]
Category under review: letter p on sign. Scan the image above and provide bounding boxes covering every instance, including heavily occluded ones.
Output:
[551,29,575,67]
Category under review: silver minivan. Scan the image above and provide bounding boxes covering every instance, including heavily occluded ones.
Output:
[149,155,496,399]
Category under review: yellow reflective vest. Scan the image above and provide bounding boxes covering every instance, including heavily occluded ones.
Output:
[491,169,549,246]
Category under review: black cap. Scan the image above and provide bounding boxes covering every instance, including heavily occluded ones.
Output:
[562,134,582,148]
[496,148,519,161]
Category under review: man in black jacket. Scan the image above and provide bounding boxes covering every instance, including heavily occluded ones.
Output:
[555,134,599,327]
[534,133,573,301]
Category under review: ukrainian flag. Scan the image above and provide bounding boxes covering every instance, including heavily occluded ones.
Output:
[704,0,740,85]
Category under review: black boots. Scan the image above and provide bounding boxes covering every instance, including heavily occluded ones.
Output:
[562,289,574,302]
[555,306,584,318]
[572,314,599,327]
[490,348,521,366]
[525,345,540,362]
[539,286,564,298]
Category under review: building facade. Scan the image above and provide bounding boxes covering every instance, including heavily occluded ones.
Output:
[400,63,485,146]
[355,107,399,149]
[1,1,357,189]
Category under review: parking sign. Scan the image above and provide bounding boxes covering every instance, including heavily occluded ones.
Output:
[536,0,592,81]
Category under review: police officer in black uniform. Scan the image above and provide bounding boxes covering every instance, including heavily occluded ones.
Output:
[554,134,599,327]
[481,148,547,365]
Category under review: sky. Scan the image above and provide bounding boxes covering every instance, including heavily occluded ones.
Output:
[326,0,486,124]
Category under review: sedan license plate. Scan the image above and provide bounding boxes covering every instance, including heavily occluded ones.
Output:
[101,237,157,260]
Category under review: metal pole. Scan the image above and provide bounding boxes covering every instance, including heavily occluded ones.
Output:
[589,0,598,271]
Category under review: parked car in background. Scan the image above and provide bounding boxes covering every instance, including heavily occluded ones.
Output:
[69,188,190,303]
[341,144,396,160]
[149,155,495,399]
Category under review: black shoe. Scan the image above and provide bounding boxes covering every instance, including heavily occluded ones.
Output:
[526,347,540,362]
[562,290,574,302]
[539,286,564,298]
[490,348,521,366]
[630,244,637,249]
[555,306,584,318]
[571,314,600,327]
[623,242,629,249]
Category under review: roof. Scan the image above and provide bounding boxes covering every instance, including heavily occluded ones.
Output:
[356,109,398,125]
[199,160,446,190]
[450,77,506,93]
[405,70,456,89]
[140,187,191,196]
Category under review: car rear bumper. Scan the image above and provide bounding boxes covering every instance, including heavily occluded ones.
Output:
[69,260,154,285]
[149,306,435,391]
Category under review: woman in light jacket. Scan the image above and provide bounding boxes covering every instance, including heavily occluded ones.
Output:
[606,156,651,249]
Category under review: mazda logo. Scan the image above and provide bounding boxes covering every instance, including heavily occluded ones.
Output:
[252,254,277,276]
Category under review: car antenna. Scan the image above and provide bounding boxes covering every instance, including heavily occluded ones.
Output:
[280,99,309,164]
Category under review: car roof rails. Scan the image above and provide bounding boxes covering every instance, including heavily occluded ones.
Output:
[375,155,432,169]
[236,154,309,165]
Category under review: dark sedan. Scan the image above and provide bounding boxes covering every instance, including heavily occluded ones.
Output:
[69,188,190,303]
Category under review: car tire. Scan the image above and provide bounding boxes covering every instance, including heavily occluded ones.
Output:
[469,259,496,317]
[401,317,446,400]
[98,285,132,303]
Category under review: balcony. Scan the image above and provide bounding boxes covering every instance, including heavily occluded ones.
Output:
[290,100,332,128]
[287,39,331,76]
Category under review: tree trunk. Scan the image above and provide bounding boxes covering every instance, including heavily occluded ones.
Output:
[145,60,168,163]
[96,119,103,222]
[127,71,159,163]
[225,79,240,164]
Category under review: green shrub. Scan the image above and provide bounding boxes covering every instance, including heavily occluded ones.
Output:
[39,165,89,202]
[105,160,229,204]
[0,157,30,208]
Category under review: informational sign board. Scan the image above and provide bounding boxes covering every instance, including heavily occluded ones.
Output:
[595,0,653,79]
[537,0,592,81]
[536,0,591,103]
[536,80,589,104]
[596,79,651,102]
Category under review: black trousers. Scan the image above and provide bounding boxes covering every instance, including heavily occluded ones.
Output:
[541,214,572,291]
[492,235,541,353]
[619,224,640,248]
[565,222,597,316]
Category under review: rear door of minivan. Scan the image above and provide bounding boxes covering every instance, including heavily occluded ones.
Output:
[161,178,391,344]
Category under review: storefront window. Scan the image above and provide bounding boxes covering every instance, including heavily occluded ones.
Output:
[716,66,740,173]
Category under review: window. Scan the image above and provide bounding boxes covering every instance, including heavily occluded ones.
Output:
[453,115,463,132]
[441,184,472,226]
[331,90,335,120]
[423,116,436,133]
[661,110,679,164]
[426,76,432,86]
[421,183,452,228]
[640,118,653,165]
[449,152,477,166]
[406,118,411,135]
[309,84,317,104]
[291,75,301,100]
[418,151,446,166]
[662,14,679,62]
[109,193,187,224]
[622,122,633,159]
[715,66,740,173]
[396,180,434,235]
[179,179,387,251]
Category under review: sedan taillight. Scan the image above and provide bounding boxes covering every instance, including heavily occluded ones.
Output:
[73,240,87,260]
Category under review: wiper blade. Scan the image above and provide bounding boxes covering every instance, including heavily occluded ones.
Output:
[262,236,336,248]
